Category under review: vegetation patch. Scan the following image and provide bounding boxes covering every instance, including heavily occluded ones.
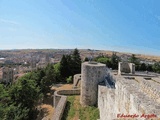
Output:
[62,96,99,120]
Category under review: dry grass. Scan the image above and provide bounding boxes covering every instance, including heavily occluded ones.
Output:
[51,84,73,91]
[103,51,160,61]
[39,104,54,120]
[37,84,73,120]
[62,95,99,120]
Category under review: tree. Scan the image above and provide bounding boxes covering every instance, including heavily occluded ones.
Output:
[140,63,147,71]
[96,57,112,68]
[60,55,70,79]
[111,53,119,69]
[147,64,153,72]
[129,54,139,64]
[153,62,160,73]
[71,48,81,75]
[9,77,42,112]
[129,54,140,70]
[59,48,81,82]
[45,64,55,83]
[4,104,30,120]
[84,57,89,62]
[54,63,62,82]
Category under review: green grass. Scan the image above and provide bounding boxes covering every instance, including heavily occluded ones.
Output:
[62,95,99,120]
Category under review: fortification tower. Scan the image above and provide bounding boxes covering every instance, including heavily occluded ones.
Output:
[80,62,106,106]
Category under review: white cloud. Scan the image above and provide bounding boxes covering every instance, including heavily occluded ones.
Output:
[0,18,18,25]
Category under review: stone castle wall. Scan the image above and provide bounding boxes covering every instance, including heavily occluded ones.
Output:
[52,96,67,120]
[52,61,160,120]
[98,72,160,120]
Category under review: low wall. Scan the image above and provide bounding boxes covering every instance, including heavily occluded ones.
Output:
[52,89,80,120]
[73,74,81,88]
[118,62,135,75]
[54,89,80,107]
[52,96,67,120]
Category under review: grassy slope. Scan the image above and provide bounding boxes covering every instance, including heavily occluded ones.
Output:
[62,95,99,120]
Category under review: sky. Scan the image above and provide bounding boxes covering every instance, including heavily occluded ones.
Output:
[0,0,160,56]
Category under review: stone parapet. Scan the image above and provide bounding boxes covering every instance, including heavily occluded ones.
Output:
[52,89,80,120]
[52,96,67,120]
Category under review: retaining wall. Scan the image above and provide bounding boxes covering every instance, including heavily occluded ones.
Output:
[52,89,80,120]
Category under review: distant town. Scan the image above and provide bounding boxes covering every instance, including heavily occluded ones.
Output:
[0,49,159,84]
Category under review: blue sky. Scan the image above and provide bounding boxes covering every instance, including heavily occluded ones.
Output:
[0,0,160,55]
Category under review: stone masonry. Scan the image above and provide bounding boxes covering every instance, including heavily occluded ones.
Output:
[98,69,160,120]
[118,62,135,75]
[80,62,106,106]
[53,61,160,120]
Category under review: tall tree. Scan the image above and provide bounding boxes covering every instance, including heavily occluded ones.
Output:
[66,54,73,76]
[153,62,160,73]
[129,54,140,70]
[140,63,147,71]
[71,48,81,74]
[96,57,112,68]
[54,63,62,82]
[111,52,119,69]
[9,78,41,110]
[60,55,69,79]
[45,64,55,83]
[9,77,42,119]
[129,54,138,64]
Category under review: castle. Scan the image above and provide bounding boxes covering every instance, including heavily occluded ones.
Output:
[53,61,160,120]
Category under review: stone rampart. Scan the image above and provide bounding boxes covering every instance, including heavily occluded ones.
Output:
[52,89,80,120]
[52,96,67,120]
[98,72,160,120]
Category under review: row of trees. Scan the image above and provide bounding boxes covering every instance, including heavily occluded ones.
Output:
[91,53,120,70]
[54,48,81,83]
[129,54,160,73]
[92,53,160,73]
